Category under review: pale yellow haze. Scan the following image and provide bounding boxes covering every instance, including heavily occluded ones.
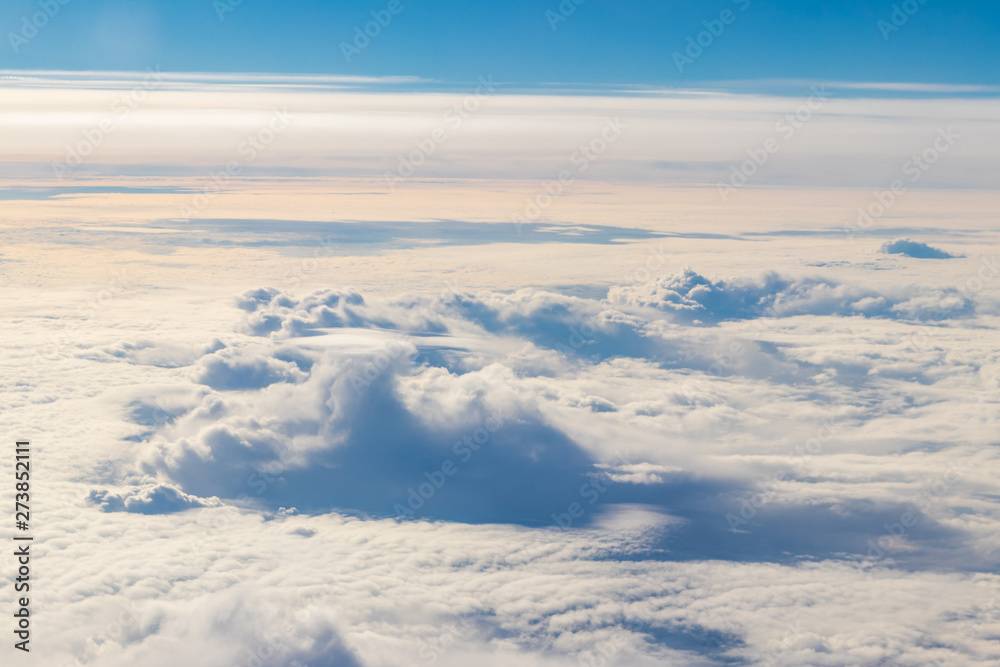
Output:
[1,73,998,292]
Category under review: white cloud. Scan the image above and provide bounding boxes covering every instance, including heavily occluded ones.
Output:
[2,77,999,666]
[3,73,999,188]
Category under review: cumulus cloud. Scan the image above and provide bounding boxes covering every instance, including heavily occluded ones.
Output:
[93,339,226,368]
[89,482,220,514]
[192,346,309,390]
[608,268,975,322]
[14,256,998,666]
[137,350,604,525]
[70,281,985,580]
[880,238,960,259]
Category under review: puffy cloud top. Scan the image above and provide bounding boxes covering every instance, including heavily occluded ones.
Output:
[880,238,960,259]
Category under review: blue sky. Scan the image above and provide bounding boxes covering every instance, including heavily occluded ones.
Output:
[1,0,998,85]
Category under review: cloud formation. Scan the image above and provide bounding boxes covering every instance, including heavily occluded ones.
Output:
[609,268,974,322]
[73,277,993,587]
[4,72,1000,189]
[881,238,960,259]
[6,180,998,666]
